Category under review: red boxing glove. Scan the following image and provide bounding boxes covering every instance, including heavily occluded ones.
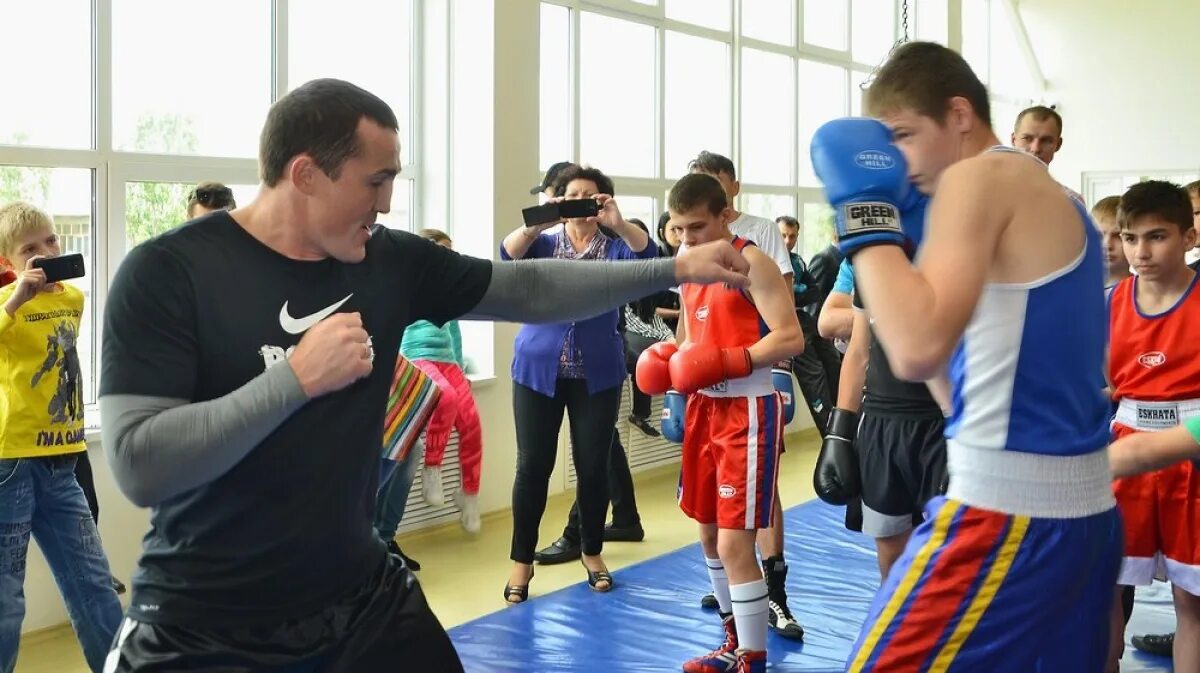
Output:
[0,268,15,288]
[668,344,753,394]
[635,341,678,395]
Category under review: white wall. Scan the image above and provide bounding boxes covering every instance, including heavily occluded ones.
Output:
[1017,0,1200,192]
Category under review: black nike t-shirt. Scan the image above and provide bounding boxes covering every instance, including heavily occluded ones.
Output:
[99,213,491,626]
[853,287,943,418]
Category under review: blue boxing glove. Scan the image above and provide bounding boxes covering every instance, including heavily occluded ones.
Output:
[811,117,921,258]
[661,390,686,443]
[772,363,796,424]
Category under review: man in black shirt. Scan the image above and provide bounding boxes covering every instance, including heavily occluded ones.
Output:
[99,79,749,672]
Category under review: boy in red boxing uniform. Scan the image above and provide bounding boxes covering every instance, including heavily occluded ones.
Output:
[637,173,804,672]
[1106,180,1200,673]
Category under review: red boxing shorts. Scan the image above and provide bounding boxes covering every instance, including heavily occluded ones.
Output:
[1112,423,1200,593]
[678,392,783,530]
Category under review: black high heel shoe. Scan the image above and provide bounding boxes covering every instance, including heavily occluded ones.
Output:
[504,566,534,604]
[582,560,613,593]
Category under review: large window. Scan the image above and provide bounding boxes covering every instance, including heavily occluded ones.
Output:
[740,49,794,185]
[538,0,978,261]
[579,13,657,177]
[915,0,949,44]
[798,60,849,186]
[0,2,92,150]
[289,0,415,156]
[0,0,430,422]
[804,0,849,51]
[665,32,731,174]
[113,0,271,157]
[666,0,730,31]
[533,0,1043,260]
[539,3,573,171]
[741,0,793,46]
[960,0,1045,136]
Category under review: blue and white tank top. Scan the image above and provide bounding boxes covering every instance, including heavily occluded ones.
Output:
[944,146,1110,457]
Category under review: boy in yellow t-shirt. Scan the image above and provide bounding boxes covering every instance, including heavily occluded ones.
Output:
[0,202,121,672]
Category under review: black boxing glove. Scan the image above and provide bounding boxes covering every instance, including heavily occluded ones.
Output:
[813,408,862,505]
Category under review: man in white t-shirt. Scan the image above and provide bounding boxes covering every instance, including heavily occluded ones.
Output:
[688,150,804,641]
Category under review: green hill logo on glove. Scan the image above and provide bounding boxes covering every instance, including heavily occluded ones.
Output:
[854,150,897,170]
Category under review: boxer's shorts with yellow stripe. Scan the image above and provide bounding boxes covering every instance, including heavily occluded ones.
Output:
[847,496,1123,673]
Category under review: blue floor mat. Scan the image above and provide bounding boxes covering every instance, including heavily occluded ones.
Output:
[450,499,1174,672]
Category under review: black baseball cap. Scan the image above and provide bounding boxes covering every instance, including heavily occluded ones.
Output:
[530,161,576,195]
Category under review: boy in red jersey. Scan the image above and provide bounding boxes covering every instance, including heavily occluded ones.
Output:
[1106,180,1200,673]
[636,173,804,672]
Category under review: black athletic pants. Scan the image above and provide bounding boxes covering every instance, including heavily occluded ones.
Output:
[105,554,462,672]
[792,312,842,435]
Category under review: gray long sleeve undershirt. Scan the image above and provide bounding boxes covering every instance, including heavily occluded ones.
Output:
[101,256,679,507]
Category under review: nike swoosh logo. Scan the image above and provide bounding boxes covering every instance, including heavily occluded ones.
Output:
[279,294,353,335]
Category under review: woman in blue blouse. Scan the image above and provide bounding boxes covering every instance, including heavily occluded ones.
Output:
[499,165,656,602]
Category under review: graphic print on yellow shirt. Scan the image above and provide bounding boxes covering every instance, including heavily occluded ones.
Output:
[0,283,86,458]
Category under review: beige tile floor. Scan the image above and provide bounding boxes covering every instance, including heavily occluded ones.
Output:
[16,431,820,673]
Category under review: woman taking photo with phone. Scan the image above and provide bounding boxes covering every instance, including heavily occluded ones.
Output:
[498,165,655,603]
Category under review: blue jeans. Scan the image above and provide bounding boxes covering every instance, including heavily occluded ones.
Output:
[0,455,122,673]
[375,440,423,540]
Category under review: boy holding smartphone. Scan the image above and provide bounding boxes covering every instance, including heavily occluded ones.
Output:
[0,201,122,672]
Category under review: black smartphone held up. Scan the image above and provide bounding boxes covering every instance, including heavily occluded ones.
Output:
[33,253,86,283]
[521,203,560,227]
[557,198,600,219]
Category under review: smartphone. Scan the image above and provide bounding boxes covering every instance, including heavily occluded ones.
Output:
[557,199,600,219]
[33,253,86,283]
[521,203,560,227]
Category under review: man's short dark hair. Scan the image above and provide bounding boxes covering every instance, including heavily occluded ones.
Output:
[776,215,800,230]
[260,78,400,187]
[866,41,991,127]
[553,165,615,197]
[668,173,728,216]
[1014,105,1063,136]
[688,151,737,180]
[1118,181,1193,233]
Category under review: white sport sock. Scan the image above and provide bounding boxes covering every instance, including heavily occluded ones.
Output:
[730,579,769,653]
[704,557,733,615]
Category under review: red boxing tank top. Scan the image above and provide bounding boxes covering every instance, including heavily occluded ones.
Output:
[680,237,772,397]
[1109,274,1200,403]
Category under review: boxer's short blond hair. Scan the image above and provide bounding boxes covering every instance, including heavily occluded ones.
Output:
[1091,196,1121,224]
